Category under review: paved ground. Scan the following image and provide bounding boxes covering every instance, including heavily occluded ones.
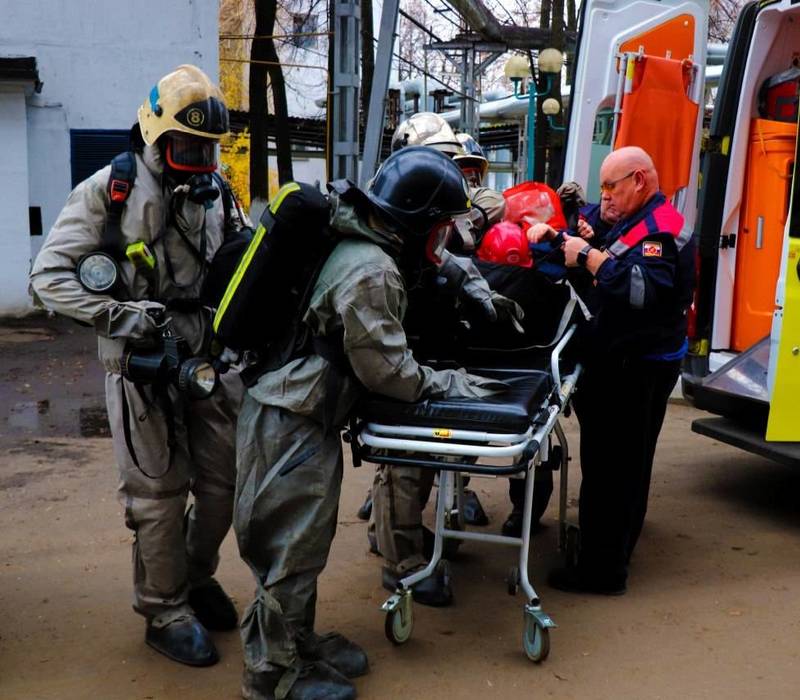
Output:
[2,316,800,699]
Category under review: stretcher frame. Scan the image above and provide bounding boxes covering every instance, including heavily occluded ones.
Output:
[346,324,582,662]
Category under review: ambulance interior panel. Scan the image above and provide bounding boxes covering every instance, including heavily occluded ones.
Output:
[563,0,708,222]
[711,2,800,353]
[587,99,615,202]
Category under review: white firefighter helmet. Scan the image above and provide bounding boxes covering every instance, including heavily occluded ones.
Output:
[391,112,464,157]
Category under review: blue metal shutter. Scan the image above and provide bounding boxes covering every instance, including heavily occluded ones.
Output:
[70,129,131,187]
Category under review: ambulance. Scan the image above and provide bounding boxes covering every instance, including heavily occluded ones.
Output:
[563,0,800,466]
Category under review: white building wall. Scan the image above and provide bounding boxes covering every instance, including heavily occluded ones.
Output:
[0,0,220,316]
[0,88,34,315]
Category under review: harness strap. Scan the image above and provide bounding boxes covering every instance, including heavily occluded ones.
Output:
[212,171,247,234]
[120,380,140,468]
[103,151,137,255]
[120,379,176,480]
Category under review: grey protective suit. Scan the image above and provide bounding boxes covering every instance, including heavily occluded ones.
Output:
[234,193,504,688]
[372,184,507,575]
[453,185,506,251]
[30,145,242,626]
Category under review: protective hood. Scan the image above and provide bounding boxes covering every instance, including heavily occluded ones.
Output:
[141,143,165,177]
[328,189,403,254]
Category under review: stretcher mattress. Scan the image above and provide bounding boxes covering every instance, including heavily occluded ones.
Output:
[357,368,552,434]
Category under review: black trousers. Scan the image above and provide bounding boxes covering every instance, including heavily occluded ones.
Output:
[573,356,680,584]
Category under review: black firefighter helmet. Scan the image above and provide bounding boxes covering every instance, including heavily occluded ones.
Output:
[367,146,471,238]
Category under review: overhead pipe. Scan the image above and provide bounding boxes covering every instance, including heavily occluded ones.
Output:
[434,64,724,126]
[445,0,575,49]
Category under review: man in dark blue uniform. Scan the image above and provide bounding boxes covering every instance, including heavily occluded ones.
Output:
[529,146,695,594]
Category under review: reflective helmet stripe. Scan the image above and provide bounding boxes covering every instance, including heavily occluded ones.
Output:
[608,200,685,257]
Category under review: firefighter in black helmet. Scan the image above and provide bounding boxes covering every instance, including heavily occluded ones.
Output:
[234,147,510,700]
[366,126,514,606]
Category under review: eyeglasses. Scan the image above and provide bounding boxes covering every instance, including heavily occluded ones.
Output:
[599,171,635,194]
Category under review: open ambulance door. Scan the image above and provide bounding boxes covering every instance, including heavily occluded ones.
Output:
[766,108,800,441]
[562,0,708,236]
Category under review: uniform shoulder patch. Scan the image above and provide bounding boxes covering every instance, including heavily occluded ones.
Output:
[642,241,662,257]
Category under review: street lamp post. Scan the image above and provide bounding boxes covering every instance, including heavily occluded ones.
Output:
[503,49,564,181]
[542,97,565,132]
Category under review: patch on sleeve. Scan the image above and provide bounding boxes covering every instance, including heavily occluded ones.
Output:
[642,241,662,257]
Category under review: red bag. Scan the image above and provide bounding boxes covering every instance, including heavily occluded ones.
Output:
[759,66,800,123]
[502,181,567,230]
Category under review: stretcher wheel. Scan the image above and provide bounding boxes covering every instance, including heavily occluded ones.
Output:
[523,614,550,662]
[385,600,414,645]
[507,566,520,596]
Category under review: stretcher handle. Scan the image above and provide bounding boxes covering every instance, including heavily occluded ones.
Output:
[358,450,536,476]
[550,323,577,390]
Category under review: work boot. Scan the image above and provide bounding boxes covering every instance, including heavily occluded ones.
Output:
[367,528,380,555]
[357,489,372,521]
[501,509,546,538]
[298,631,369,679]
[188,578,239,631]
[547,565,627,596]
[382,561,453,607]
[145,614,219,666]
[462,489,489,526]
[242,661,355,700]
[504,469,554,536]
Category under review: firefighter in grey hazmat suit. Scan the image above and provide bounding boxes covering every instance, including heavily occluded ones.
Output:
[30,65,242,667]
[234,146,511,700]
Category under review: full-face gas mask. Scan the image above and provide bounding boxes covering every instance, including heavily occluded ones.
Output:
[137,64,229,209]
[425,220,454,266]
[163,133,221,208]
[453,133,489,188]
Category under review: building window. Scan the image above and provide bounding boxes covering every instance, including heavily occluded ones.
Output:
[292,13,317,49]
[29,207,42,236]
[70,129,131,188]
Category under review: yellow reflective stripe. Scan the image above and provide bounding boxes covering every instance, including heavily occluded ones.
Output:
[213,222,267,333]
[270,182,301,214]
[213,182,302,334]
[721,135,730,156]
[213,182,301,335]
[688,338,709,357]
[767,237,800,441]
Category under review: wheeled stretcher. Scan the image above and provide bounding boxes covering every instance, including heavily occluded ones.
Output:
[344,322,582,662]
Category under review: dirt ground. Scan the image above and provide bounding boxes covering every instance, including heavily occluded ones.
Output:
[2,316,800,699]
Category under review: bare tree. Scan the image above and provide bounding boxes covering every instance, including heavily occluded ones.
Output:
[263,8,293,184]
[273,0,328,117]
[397,0,435,82]
[709,0,745,42]
[249,0,294,212]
